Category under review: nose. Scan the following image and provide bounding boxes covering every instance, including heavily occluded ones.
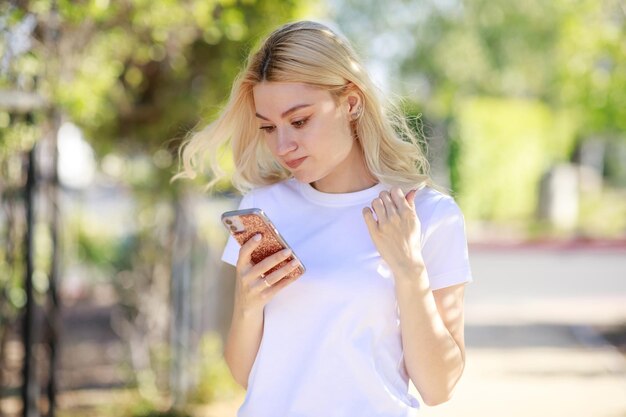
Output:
[275,129,298,156]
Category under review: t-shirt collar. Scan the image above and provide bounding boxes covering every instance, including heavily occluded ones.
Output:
[296,179,389,207]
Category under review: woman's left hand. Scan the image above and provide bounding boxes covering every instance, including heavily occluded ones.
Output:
[363,187,424,275]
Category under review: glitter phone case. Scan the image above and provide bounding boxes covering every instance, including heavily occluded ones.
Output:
[221,208,306,280]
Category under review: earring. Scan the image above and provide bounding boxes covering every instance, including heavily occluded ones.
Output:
[351,106,362,121]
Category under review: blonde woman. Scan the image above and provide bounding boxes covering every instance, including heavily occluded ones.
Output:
[179,20,473,417]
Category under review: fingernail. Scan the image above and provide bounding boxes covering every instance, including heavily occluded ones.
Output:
[253,234,262,241]
[290,260,299,267]
[281,248,292,256]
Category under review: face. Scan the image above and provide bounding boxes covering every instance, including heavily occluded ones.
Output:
[252,81,370,192]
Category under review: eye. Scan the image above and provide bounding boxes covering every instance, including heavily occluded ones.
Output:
[260,126,275,133]
[292,117,309,128]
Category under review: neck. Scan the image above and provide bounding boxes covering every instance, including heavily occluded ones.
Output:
[311,147,378,193]
[311,176,378,194]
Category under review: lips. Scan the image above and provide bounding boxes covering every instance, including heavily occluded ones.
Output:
[285,157,307,169]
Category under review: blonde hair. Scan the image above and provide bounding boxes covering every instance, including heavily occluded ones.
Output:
[176,20,448,196]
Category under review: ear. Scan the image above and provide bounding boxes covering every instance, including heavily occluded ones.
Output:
[347,94,359,112]
[343,88,362,119]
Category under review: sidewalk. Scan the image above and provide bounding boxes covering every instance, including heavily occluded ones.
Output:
[416,321,626,417]
[200,243,626,417]
[417,244,626,417]
[200,322,626,417]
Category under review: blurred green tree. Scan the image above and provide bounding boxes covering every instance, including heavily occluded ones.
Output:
[1,0,319,411]
[330,0,625,226]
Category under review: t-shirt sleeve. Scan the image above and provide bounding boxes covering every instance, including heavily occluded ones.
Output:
[220,191,255,267]
[420,197,473,291]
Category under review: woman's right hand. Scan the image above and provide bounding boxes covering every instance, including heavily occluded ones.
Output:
[234,234,302,315]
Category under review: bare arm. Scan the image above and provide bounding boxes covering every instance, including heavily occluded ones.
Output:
[224,299,264,388]
[222,234,303,388]
[394,268,466,406]
[362,186,468,406]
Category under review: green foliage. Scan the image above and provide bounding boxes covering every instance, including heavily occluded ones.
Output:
[554,0,626,136]
[2,0,319,166]
[28,0,314,155]
[132,408,192,417]
[578,188,626,238]
[452,96,578,222]
[386,0,626,135]
[0,219,55,317]
[125,396,193,417]
[1,1,317,414]
[187,332,242,404]
[333,0,625,230]
[0,116,43,160]
[76,224,135,272]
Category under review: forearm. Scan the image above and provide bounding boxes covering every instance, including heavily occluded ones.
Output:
[223,306,264,389]
[394,265,465,406]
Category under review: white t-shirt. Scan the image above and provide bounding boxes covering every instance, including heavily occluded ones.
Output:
[221,178,473,417]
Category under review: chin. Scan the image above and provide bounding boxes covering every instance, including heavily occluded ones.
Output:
[291,170,319,185]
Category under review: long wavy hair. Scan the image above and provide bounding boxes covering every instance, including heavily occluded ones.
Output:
[175,20,448,196]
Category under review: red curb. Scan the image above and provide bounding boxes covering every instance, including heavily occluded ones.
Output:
[468,238,626,251]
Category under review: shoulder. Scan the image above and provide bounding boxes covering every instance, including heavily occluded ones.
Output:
[413,186,467,245]
[241,178,300,203]
[412,186,472,288]
[413,186,462,221]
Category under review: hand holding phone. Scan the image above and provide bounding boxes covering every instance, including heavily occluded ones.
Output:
[221,208,306,281]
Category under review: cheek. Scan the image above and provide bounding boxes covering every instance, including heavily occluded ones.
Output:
[306,115,350,151]
[265,136,280,153]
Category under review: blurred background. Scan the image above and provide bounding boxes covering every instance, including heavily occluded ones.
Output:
[1,0,625,416]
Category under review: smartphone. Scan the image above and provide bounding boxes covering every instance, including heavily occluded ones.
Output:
[221,208,306,280]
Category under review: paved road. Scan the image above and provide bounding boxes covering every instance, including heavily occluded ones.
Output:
[465,246,626,325]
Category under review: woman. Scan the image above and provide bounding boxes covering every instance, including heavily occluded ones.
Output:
[179,20,473,417]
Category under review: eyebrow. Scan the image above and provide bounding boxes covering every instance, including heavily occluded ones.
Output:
[255,104,313,121]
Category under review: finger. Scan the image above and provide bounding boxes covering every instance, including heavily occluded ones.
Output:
[390,187,410,213]
[379,191,398,217]
[362,206,378,236]
[237,233,263,269]
[249,247,293,278]
[405,188,418,209]
[260,258,301,287]
[259,261,303,298]
[371,197,386,221]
